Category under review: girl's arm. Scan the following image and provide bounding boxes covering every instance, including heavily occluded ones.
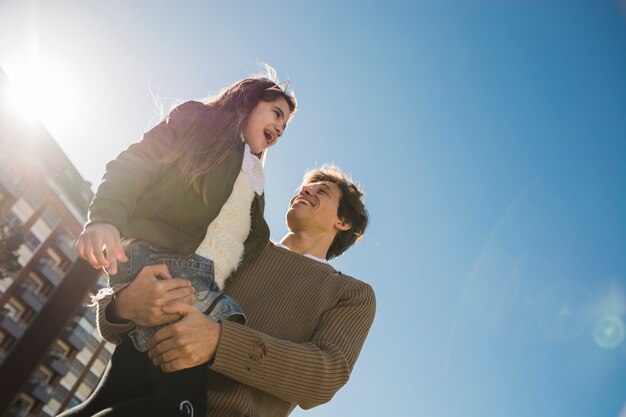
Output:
[80,101,205,272]
[87,101,204,234]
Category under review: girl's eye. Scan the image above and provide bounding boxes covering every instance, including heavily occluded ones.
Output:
[274,110,280,118]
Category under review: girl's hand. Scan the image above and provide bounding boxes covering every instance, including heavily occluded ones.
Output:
[75,223,128,275]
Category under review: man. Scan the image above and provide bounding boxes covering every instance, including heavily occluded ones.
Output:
[95,164,375,416]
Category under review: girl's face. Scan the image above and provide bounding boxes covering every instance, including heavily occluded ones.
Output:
[243,97,291,154]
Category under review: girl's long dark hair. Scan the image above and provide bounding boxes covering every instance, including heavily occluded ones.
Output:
[160,77,296,203]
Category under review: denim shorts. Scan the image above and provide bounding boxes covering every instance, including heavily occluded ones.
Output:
[108,240,246,352]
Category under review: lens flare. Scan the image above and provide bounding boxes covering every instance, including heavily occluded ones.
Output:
[6,61,78,130]
[593,315,625,349]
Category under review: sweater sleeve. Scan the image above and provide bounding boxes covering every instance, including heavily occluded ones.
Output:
[86,100,205,235]
[94,282,134,344]
[209,282,376,409]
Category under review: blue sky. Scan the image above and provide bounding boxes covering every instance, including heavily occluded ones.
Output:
[1,1,625,416]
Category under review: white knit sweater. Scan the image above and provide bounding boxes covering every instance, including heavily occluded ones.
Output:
[195,144,264,289]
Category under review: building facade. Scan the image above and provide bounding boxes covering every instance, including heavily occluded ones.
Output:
[0,69,113,417]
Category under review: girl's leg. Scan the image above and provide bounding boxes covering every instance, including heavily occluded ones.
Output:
[82,364,208,417]
[57,336,154,417]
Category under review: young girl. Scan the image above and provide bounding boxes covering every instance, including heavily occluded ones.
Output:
[63,72,296,417]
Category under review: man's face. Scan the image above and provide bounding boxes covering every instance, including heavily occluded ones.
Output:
[286,181,349,235]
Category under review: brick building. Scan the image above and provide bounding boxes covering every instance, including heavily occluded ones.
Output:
[0,68,113,417]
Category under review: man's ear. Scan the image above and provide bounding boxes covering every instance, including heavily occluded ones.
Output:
[335,219,351,232]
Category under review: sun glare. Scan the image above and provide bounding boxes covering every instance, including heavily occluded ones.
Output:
[7,62,79,130]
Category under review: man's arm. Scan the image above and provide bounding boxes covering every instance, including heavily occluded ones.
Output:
[149,282,376,409]
[95,265,196,344]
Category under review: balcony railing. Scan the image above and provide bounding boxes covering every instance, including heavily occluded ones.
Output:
[25,380,53,403]
[61,327,87,351]
[6,404,31,417]
[53,236,78,262]
[14,284,48,312]
[43,352,70,376]
[0,313,28,339]
[33,259,64,286]
[77,306,97,326]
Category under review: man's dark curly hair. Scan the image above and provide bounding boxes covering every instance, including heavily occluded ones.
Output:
[302,164,368,260]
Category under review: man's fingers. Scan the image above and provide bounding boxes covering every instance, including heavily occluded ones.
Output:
[161,302,197,316]
[144,264,172,280]
[157,278,192,293]
[148,336,175,358]
[160,358,191,373]
[156,313,184,326]
[176,291,196,306]
[147,323,175,350]
[149,338,195,372]
[162,286,195,305]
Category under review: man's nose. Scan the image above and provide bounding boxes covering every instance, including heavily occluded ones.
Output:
[299,184,313,195]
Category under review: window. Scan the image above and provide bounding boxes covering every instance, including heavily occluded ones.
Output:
[83,370,99,387]
[81,189,92,204]
[23,232,42,252]
[0,154,21,184]
[98,348,111,364]
[22,188,43,211]
[9,395,33,417]
[40,207,61,229]
[52,384,69,402]
[78,318,95,334]
[26,273,45,294]
[69,358,85,376]
[3,211,23,228]
[67,397,81,409]
[53,339,71,356]
[3,299,25,320]
[31,366,52,385]
[84,333,100,351]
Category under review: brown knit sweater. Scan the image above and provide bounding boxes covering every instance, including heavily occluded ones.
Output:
[97,242,376,417]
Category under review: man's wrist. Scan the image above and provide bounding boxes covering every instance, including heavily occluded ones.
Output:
[106,290,132,324]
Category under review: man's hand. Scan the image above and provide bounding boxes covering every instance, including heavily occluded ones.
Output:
[75,223,128,275]
[147,303,222,372]
[109,264,196,326]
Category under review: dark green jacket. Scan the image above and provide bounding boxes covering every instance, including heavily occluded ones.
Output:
[87,101,269,270]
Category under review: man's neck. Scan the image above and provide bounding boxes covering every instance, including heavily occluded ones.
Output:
[279,232,332,260]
